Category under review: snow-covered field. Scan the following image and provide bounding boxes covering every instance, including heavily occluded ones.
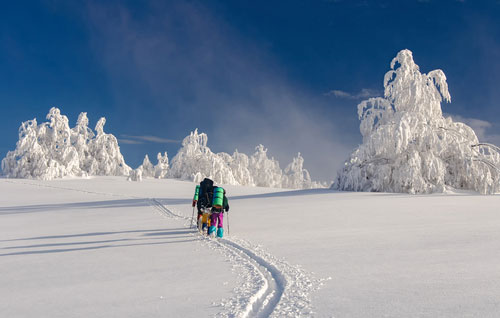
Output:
[1,177,500,317]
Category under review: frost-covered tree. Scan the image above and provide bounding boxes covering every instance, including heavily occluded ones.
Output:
[43,108,81,177]
[2,118,51,179]
[131,152,169,179]
[2,108,82,179]
[87,117,131,176]
[2,107,131,179]
[127,168,143,182]
[335,49,500,194]
[138,154,155,178]
[282,152,314,189]
[248,145,283,188]
[167,129,237,185]
[228,150,254,186]
[71,112,95,174]
[154,152,169,178]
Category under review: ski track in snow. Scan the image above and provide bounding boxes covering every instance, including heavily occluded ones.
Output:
[149,198,285,316]
[1,180,322,317]
[151,198,324,318]
[149,198,185,219]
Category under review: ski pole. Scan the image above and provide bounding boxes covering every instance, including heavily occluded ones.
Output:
[227,211,230,235]
[191,205,195,228]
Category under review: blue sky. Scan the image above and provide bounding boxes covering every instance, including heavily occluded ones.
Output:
[1,0,499,181]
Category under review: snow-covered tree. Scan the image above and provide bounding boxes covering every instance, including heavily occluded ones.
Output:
[2,107,131,180]
[282,152,314,189]
[154,152,169,178]
[131,152,169,180]
[248,145,283,188]
[138,154,155,178]
[335,49,500,194]
[127,168,143,182]
[167,129,237,185]
[2,118,50,179]
[2,108,82,179]
[228,150,254,186]
[87,117,131,176]
[43,108,81,177]
[71,112,95,174]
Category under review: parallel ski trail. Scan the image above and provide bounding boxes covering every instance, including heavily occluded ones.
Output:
[149,198,284,317]
[214,238,285,318]
[149,198,185,219]
[149,199,286,318]
[152,198,321,318]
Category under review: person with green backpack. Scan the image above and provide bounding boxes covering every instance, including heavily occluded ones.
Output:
[208,186,229,238]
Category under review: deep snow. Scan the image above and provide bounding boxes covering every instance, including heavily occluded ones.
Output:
[1,177,500,317]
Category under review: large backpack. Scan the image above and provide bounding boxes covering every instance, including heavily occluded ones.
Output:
[198,178,214,208]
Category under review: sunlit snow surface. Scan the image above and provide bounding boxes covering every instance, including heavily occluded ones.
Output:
[1,177,500,317]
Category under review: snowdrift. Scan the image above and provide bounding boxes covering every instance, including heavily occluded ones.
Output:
[336,49,500,194]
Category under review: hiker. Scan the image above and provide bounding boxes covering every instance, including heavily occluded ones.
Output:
[197,178,214,232]
[208,186,229,238]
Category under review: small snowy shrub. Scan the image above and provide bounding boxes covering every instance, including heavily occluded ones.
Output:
[335,49,500,194]
[2,107,131,180]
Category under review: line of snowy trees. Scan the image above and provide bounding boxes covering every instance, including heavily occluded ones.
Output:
[1,107,130,179]
[129,129,321,189]
[335,49,500,194]
[2,109,320,189]
[5,50,498,193]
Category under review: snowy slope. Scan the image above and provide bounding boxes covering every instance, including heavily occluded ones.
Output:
[1,177,500,317]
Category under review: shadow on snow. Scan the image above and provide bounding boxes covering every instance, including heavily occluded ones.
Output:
[0,198,188,215]
[0,189,334,216]
[0,228,198,257]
